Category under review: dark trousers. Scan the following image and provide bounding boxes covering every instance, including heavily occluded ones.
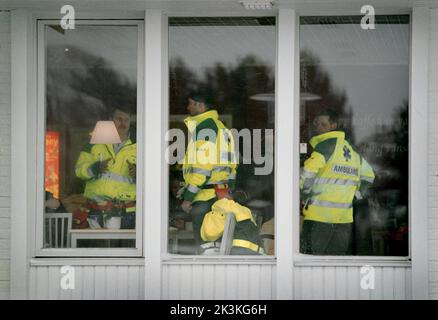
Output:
[300,220,353,255]
[121,212,136,229]
[191,198,217,251]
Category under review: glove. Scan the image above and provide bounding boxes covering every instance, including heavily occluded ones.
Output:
[90,160,109,177]
[128,161,136,179]
[176,186,185,200]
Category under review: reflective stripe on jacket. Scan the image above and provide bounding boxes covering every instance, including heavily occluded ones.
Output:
[182,110,237,202]
[75,139,136,201]
[300,131,375,223]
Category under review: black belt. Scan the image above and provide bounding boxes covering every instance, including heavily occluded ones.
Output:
[200,185,215,190]
[200,183,229,190]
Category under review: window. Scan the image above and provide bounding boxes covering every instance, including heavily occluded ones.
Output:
[167,17,276,255]
[299,16,409,256]
[37,21,143,254]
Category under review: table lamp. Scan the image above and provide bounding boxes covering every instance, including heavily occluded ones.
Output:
[90,121,121,161]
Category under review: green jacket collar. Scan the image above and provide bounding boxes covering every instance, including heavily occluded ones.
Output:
[106,137,133,149]
[104,138,134,159]
[309,131,345,148]
[184,110,219,131]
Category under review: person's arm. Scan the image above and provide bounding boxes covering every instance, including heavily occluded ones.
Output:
[182,139,215,202]
[300,151,326,199]
[228,166,237,190]
[182,120,219,202]
[75,144,106,180]
[300,138,336,198]
[356,157,375,199]
[225,128,238,191]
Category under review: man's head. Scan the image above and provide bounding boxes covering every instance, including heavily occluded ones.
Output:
[187,87,214,116]
[111,108,131,140]
[313,109,339,135]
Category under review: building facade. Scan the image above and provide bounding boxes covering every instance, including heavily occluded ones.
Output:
[0,0,435,299]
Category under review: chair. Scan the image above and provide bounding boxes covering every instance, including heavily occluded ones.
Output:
[219,212,236,255]
[44,212,72,248]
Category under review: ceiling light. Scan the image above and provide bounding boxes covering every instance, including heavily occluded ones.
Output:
[239,0,274,10]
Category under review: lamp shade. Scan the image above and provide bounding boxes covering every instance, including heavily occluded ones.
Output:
[90,121,121,144]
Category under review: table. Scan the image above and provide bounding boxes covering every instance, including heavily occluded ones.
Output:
[71,229,136,248]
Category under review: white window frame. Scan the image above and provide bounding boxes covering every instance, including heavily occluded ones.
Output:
[34,19,145,257]
[291,11,414,266]
[162,12,278,262]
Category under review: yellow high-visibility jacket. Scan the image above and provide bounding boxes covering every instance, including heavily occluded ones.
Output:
[182,110,237,202]
[200,198,261,253]
[75,139,136,202]
[300,131,375,223]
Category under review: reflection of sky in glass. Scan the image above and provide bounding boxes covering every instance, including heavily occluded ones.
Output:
[47,25,138,84]
[169,26,276,78]
[300,23,409,143]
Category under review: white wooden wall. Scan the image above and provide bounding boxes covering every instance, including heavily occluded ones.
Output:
[429,8,438,300]
[27,263,412,300]
[162,263,276,300]
[0,11,11,300]
[28,264,144,300]
[293,266,411,300]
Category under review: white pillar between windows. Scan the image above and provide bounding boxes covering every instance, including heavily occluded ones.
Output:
[411,6,430,300]
[10,9,31,300]
[276,8,298,300]
[144,9,167,300]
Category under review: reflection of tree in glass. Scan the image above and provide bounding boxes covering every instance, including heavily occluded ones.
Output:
[46,45,137,197]
[300,49,350,144]
[206,55,274,130]
[169,55,274,130]
[354,103,408,256]
[46,45,136,127]
[169,58,198,116]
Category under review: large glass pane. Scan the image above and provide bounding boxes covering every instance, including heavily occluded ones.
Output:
[299,16,409,256]
[43,24,139,249]
[168,17,275,255]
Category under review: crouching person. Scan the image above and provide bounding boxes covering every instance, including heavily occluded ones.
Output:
[200,198,264,255]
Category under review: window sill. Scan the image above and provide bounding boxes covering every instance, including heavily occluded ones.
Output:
[294,254,411,267]
[162,254,276,265]
[34,247,143,258]
[30,257,145,266]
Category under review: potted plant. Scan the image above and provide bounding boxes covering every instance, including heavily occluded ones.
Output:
[103,206,122,229]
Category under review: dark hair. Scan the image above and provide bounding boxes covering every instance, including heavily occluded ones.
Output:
[110,106,132,119]
[317,108,339,125]
[189,87,214,108]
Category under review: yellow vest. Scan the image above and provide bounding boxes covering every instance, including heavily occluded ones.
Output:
[300,131,375,223]
[200,198,256,241]
[75,140,136,202]
[200,199,262,253]
[181,110,237,202]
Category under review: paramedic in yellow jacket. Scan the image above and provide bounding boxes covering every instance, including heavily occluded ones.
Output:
[200,198,263,255]
[75,107,136,229]
[180,88,237,253]
[300,109,375,255]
